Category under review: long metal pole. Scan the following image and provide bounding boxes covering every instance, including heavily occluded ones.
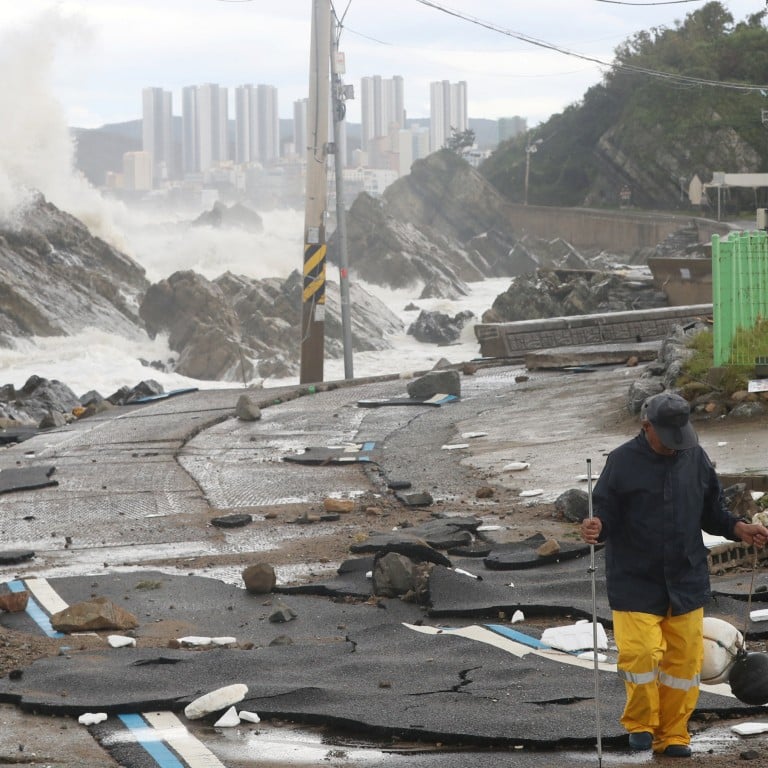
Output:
[330,13,353,379]
[587,458,603,768]
[300,0,331,384]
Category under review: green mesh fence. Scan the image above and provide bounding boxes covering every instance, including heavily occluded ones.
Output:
[711,231,768,367]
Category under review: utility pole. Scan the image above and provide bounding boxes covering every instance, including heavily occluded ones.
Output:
[300,0,331,384]
[330,11,354,379]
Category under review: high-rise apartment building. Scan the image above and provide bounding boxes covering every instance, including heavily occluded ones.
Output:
[429,80,467,152]
[142,87,174,184]
[181,83,228,175]
[293,98,308,160]
[257,84,279,164]
[359,75,404,152]
[235,85,258,165]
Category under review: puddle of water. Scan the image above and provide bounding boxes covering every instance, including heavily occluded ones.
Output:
[207,723,390,764]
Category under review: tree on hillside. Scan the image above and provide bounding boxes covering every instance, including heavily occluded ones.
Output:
[446,127,475,154]
[480,1,768,211]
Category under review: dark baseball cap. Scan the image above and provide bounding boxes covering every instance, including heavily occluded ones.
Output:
[640,392,698,450]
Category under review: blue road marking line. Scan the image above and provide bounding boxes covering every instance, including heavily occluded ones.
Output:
[7,580,64,638]
[118,714,185,768]
[484,623,550,650]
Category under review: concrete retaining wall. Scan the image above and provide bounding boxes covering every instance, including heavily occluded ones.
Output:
[506,206,731,252]
[474,304,713,359]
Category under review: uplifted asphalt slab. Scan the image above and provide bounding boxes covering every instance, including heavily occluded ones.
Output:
[0,567,762,756]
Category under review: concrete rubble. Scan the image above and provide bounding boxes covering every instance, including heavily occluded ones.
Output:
[0,362,767,767]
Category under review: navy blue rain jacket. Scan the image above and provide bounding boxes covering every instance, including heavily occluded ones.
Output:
[592,432,741,616]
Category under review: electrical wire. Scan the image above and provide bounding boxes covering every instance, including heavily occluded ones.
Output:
[413,0,768,92]
[595,0,704,5]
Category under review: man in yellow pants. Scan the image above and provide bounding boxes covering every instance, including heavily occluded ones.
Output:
[581,392,768,757]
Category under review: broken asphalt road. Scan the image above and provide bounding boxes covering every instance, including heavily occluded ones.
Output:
[1,364,768,767]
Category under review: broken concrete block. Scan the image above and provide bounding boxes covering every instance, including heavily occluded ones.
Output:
[51,597,138,632]
[0,590,29,613]
[323,498,354,513]
[536,539,561,557]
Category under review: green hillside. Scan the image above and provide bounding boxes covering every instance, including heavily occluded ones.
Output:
[481,2,768,214]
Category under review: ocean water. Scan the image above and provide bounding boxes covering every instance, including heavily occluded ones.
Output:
[0,206,511,398]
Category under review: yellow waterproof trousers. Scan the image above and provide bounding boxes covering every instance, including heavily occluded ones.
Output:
[613,608,703,753]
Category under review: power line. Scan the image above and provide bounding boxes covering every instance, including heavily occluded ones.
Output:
[413,0,768,93]
[594,0,703,5]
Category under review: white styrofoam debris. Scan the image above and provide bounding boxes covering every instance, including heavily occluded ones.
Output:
[78,712,108,725]
[717,441,728,447]
[511,610,524,623]
[461,432,488,439]
[211,637,237,646]
[503,461,530,472]
[239,710,261,724]
[577,651,608,663]
[441,443,470,450]
[184,684,249,720]
[519,489,543,498]
[454,568,479,579]
[750,609,768,622]
[107,635,136,648]
[178,636,212,646]
[731,722,768,736]
[541,622,608,652]
[214,706,241,728]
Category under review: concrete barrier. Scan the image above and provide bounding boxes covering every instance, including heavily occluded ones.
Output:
[474,304,713,359]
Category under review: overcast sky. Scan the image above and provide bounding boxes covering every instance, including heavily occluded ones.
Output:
[2,0,764,129]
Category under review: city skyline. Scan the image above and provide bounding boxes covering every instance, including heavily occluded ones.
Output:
[4,1,762,131]
[139,75,482,188]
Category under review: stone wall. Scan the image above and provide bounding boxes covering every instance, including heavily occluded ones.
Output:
[474,304,713,359]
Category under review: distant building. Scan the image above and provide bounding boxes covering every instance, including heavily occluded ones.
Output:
[430,80,467,152]
[142,87,174,184]
[257,84,279,164]
[359,75,405,153]
[293,98,308,160]
[343,166,398,200]
[181,83,228,175]
[498,116,527,143]
[234,85,259,165]
[123,151,153,191]
[397,125,430,176]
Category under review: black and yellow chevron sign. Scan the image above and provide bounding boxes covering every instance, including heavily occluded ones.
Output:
[303,243,326,304]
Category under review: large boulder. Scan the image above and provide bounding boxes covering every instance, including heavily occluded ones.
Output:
[139,270,254,382]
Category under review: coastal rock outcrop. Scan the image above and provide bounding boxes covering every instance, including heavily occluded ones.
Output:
[0,194,148,345]
[332,150,526,299]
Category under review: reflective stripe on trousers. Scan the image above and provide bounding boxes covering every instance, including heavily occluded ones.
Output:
[612,608,703,751]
